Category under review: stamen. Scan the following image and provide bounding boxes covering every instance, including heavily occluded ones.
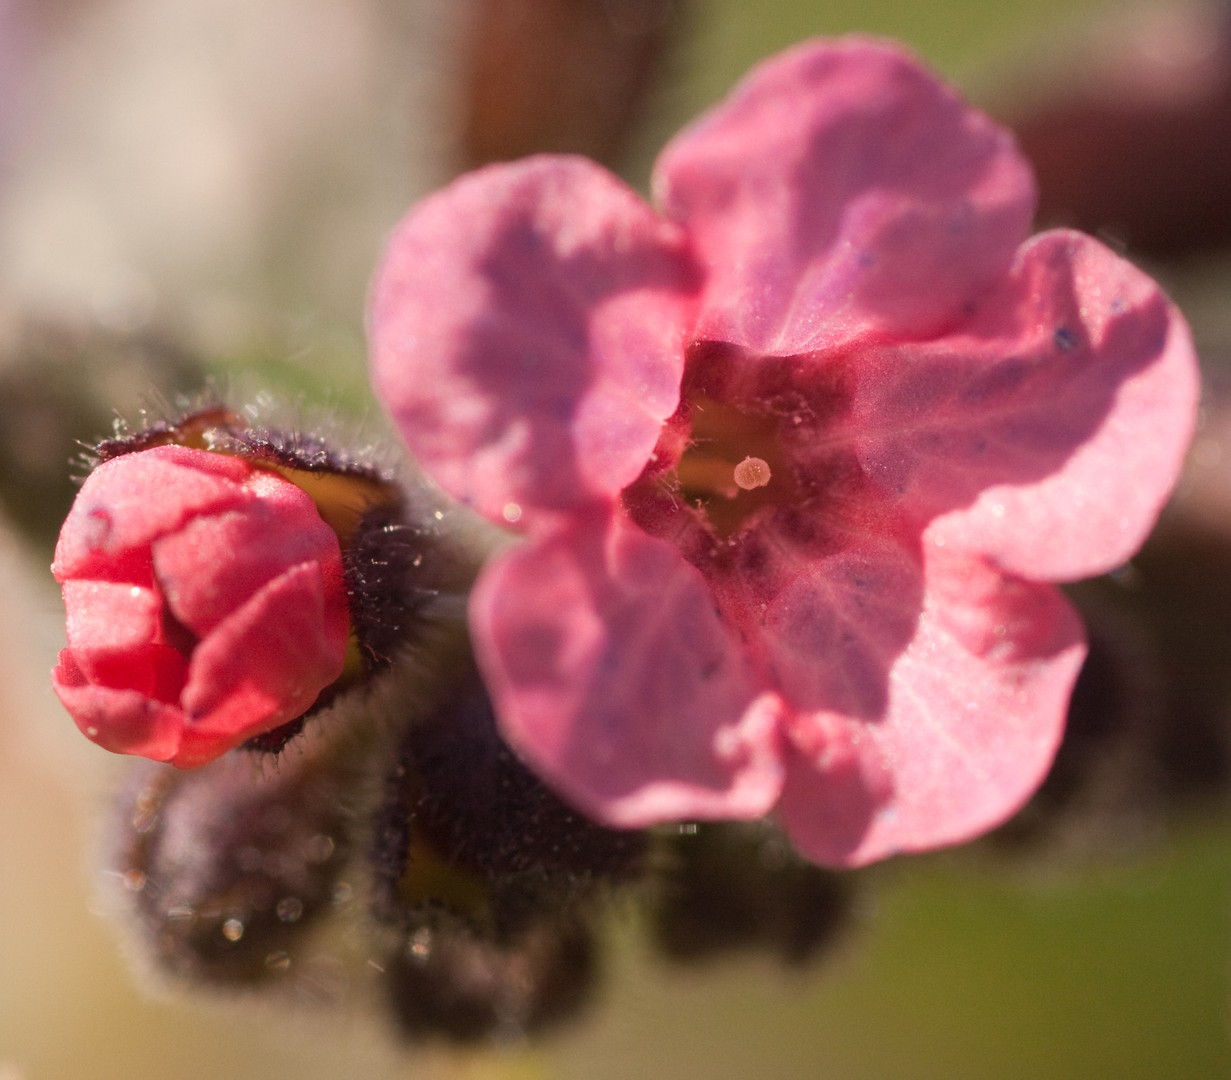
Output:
[733,457,771,491]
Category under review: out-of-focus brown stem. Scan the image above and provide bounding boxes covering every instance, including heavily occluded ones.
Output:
[1005,3,1231,258]
[459,0,687,170]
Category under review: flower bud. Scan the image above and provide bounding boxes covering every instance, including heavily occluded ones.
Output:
[110,737,358,987]
[52,442,351,767]
[647,821,853,966]
[50,401,466,768]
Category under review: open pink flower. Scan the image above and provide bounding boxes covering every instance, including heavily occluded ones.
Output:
[368,38,1198,866]
[52,444,350,768]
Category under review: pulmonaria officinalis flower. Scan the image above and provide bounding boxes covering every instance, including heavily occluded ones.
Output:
[52,417,357,768]
[369,37,1199,867]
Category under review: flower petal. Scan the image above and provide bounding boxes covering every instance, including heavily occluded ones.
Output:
[470,511,784,826]
[62,579,162,653]
[176,561,349,768]
[758,527,924,722]
[849,229,1199,581]
[778,544,1085,867]
[153,473,345,637]
[56,641,189,703]
[52,445,253,582]
[654,37,1035,356]
[369,156,696,527]
[52,650,188,761]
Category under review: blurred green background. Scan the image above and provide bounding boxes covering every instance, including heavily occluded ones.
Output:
[4,0,1230,1078]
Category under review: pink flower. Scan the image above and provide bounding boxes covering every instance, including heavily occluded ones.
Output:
[368,38,1198,866]
[52,444,350,768]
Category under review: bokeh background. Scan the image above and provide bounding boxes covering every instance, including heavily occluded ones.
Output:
[4,1,1231,1077]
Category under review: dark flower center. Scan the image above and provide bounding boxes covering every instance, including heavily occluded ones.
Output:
[672,394,798,538]
[622,343,814,548]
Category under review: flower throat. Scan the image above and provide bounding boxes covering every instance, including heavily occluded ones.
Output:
[627,354,802,541]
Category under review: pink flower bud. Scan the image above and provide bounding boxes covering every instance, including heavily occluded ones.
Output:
[52,443,350,768]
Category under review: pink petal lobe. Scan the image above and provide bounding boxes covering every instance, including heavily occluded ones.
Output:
[176,561,346,768]
[758,526,924,723]
[55,640,189,704]
[52,445,252,582]
[62,579,161,652]
[778,544,1085,867]
[470,511,784,827]
[153,475,344,637]
[850,229,1199,581]
[52,651,187,761]
[369,156,696,528]
[654,37,1035,355]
